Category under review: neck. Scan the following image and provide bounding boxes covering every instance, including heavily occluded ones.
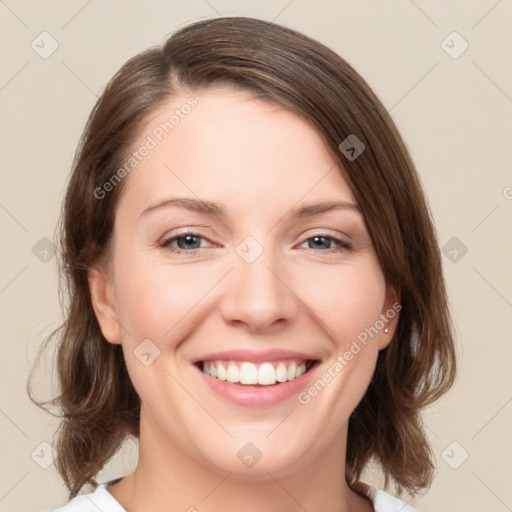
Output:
[108,410,373,512]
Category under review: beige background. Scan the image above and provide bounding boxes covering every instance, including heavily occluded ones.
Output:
[1,1,511,511]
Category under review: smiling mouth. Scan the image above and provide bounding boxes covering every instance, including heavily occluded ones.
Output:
[195,359,318,386]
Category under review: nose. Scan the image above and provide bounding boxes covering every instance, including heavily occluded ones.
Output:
[218,245,299,333]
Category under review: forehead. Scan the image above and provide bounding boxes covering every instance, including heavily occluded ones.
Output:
[117,87,356,219]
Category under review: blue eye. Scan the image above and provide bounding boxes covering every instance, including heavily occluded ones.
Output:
[301,235,351,252]
[159,233,208,253]
[159,232,351,255]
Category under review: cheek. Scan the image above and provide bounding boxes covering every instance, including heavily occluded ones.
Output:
[112,248,221,343]
[297,258,386,345]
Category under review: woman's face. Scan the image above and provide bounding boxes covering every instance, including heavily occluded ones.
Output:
[90,87,399,478]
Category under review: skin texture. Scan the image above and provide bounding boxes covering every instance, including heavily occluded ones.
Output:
[88,87,399,512]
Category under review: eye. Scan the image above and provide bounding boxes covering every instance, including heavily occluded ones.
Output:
[158,232,351,255]
[159,232,212,254]
[300,234,351,252]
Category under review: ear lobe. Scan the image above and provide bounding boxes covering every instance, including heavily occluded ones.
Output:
[378,285,401,351]
[88,267,122,345]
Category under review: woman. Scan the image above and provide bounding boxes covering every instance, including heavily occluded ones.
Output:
[30,16,456,512]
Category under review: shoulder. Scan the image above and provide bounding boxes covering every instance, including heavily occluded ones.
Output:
[41,479,126,512]
[364,483,421,512]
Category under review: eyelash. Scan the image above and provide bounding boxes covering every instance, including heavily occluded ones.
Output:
[159,232,351,255]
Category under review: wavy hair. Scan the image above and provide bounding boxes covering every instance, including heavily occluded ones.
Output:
[28,16,456,500]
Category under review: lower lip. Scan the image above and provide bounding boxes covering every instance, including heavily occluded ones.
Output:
[194,364,317,407]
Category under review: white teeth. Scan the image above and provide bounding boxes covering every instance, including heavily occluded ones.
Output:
[258,363,276,385]
[200,359,312,385]
[287,362,297,381]
[216,362,227,381]
[240,362,258,384]
[226,363,239,383]
[275,362,288,383]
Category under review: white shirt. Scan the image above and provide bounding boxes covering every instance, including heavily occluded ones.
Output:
[46,478,419,512]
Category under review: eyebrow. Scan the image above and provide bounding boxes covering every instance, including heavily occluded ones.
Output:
[139,197,362,219]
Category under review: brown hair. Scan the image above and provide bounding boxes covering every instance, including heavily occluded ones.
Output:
[28,16,456,500]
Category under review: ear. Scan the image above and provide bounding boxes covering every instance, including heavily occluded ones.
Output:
[88,267,122,345]
[378,285,401,351]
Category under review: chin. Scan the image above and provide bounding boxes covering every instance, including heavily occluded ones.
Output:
[190,425,322,479]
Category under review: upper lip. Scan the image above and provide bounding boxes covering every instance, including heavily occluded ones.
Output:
[192,349,319,364]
